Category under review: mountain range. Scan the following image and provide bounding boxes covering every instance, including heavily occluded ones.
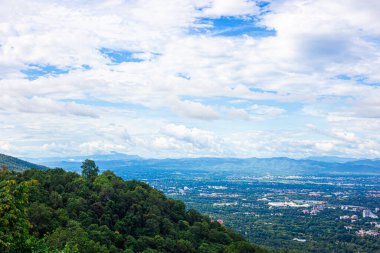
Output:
[10,152,380,176]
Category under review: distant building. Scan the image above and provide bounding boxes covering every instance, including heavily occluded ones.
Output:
[313,205,324,211]
[357,229,379,237]
[367,230,380,236]
[363,210,378,219]
[293,238,306,242]
[212,202,238,207]
[357,229,366,237]
[310,210,318,215]
[210,219,224,225]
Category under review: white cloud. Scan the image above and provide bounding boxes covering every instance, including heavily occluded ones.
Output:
[221,104,286,121]
[0,141,13,153]
[0,95,98,118]
[160,124,221,150]
[201,0,260,18]
[307,124,358,143]
[151,136,181,150]
[249,104,286,116]
[222,107,252,121]
[78,141,128,155]
[172,99,220,120]
[315,142,335,152]
[1,0,380,158]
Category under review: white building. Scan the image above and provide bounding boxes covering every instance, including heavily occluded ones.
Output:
[363,209,378,219]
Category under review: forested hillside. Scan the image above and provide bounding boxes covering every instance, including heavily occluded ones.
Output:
[0,153,48,171]
[0,160,269,253]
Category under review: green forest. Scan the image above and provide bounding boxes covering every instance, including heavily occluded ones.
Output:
[0,160,269,253]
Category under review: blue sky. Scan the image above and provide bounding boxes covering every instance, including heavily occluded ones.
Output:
[1,0,380,158]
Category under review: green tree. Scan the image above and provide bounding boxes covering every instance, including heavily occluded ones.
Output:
[175,239,195,253]
[0,179,36,252]
[46,221,108,253]
[224,241,269,253]
[81,160,99,181]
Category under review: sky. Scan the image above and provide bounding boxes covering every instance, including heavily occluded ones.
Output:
[1,0,380,159]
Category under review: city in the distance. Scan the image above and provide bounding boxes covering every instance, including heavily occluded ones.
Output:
[1,0,380,252]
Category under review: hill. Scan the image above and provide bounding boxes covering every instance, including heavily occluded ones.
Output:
[39,155,380,176]
[0,160,269,253]
[0,153,48,171]
[305,156,359,163]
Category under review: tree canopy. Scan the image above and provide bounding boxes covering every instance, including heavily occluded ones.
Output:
[0,162,269,253]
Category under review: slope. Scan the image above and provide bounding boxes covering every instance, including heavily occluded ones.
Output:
[0,153,49,171]
[0,165,269,253]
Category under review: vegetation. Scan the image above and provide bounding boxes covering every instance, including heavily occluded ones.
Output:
[0,162,269,253]
[166,176,380,253]
[0,153,48,171]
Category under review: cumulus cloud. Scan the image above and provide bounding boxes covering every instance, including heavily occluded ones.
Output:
[172,100,220,120]
[0,141,13,153]
[315,142,335,152]
[307,124,358,143]
[222,104,286,121]
[78,141,128,155]
[201,0,260,18]
[1,0,380,158]
[160,124,221,150]
[249,104,286,116]
[0,95,98,118]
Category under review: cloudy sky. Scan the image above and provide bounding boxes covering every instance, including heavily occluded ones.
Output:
[1,0,380,158]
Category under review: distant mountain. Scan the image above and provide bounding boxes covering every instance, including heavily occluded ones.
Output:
[306,156,359,163]
[34,155,380,176]
[0,153,48,171]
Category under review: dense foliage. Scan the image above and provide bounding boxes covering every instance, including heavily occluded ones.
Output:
[0,163,268,253]
[0,153,48,171]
